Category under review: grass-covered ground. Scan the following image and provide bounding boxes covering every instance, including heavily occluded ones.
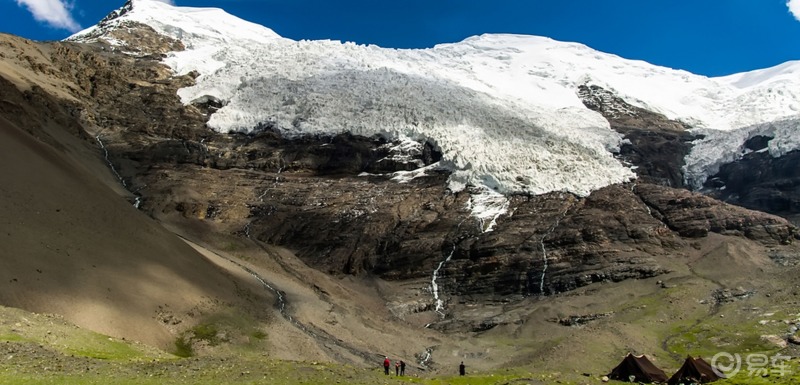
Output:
[2,294,799,385]
[2,314,798,385]
[0,305,567,385]
[0,337,579,385]
[2,339,797,385]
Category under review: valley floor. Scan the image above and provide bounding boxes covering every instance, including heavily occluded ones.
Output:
[3,231,800,384]
[1,322,799,385]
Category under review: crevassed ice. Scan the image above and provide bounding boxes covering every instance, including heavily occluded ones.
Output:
[69,0,800,196]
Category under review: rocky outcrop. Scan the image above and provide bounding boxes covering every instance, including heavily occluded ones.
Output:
[550,312,614,327]
[48,41,205,141]
[578,84,697,188]
[635,183,797,244]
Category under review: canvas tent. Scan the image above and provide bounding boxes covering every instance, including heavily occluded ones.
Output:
[668,356,722,384]
[608,353,669,383]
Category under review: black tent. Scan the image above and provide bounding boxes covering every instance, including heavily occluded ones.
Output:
[608,353,669,383]
[668,356,722,384]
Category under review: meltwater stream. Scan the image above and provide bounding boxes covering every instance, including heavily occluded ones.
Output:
[429,218,468,319]
[431,191,508,318]
[96,134,143,208]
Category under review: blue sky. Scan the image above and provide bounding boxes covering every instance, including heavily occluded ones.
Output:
[3,0,800,77]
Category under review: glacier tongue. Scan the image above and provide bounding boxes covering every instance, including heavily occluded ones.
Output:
[203,65,633,196]
[68,0,800,196]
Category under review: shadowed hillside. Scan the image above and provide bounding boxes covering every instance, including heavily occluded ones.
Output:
[0,35,272,350]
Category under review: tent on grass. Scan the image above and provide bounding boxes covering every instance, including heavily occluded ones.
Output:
[668,356,722,384]
[608,353,669,383]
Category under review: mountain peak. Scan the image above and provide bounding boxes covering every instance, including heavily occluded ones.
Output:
[71,0,281,48]
[96,0,133,26]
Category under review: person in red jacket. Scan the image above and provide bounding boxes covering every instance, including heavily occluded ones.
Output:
[383,357,390,375]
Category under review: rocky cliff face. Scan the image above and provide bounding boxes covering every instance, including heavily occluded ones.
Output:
[3,26,799,320]
[703,138,800,225]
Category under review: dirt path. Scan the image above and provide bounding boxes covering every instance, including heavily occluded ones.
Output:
[179,236,398,367]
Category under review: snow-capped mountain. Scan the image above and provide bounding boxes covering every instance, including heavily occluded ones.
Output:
[6,2,800,373]
[70,0,800,196]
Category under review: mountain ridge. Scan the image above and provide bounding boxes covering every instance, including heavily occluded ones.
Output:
[68,0,800,199]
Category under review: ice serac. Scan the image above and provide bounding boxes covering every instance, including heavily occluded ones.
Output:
[69,0,800,198]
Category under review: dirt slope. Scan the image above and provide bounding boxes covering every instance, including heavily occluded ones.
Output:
[0,36,270,350]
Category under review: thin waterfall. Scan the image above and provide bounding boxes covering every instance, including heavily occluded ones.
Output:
[96,134,144,208]
[429,218,466,318]
[95,134,126,188]
[431,246,456,317]
[539,199,572,294]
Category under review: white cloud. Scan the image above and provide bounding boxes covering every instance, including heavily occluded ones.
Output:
[16,0,81,32]
[789,0,800,21]
[152,0,175,4]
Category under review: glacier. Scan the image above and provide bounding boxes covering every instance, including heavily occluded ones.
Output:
[70,0,800,198]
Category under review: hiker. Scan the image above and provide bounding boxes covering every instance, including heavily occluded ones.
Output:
[383,357,390,375]
[400,360,406,375]
[459,361,465,376]
[395,360,400,375]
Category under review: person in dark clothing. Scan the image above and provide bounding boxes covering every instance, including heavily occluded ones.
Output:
[383,357,390,375]
[400,360,406,376]
[395,360,400,376]
[459,361,466,376]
